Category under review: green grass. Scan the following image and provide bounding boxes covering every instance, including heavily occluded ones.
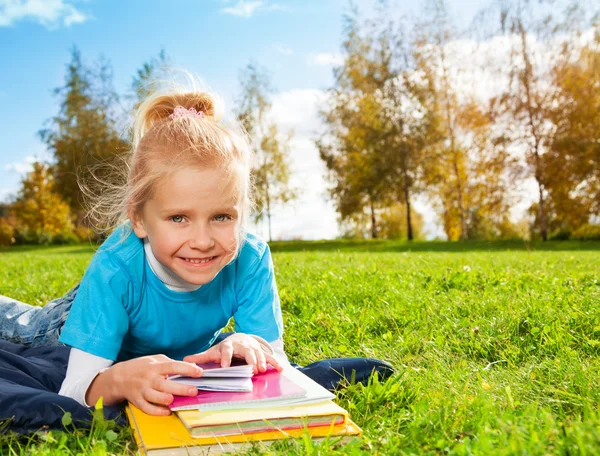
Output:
[0,241,599,455]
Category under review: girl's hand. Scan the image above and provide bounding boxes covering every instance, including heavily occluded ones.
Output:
[183,333,283,374]
[109,355,203,416]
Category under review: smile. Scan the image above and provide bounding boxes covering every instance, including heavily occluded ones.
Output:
[182,256,216,264]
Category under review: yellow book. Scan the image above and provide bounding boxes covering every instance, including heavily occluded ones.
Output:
[126,403,362,456]
[177,400,347,437]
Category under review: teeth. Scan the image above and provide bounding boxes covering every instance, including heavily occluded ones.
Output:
[184,257,214,264]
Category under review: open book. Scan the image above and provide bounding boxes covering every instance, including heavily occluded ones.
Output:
[168,363,254,392]
[169,367,307,411]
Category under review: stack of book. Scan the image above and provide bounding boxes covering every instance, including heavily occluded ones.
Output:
[126,364,362,455]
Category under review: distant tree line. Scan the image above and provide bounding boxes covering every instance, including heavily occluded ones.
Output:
[1,0,598,246]
[318,0,600,241]
[0,51,293,245]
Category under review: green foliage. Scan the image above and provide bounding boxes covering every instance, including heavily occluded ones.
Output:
[340,203,424,240]
[129,49,170,110]
[9,162,75,245]
[38,47,128,219]
[0,218,15,246]
[1,241,599,454]
[318,8,428,240]
[571,224,600,241]
[546,37,600,227]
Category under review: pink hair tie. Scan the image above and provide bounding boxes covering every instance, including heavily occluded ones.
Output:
[169,106,205,120]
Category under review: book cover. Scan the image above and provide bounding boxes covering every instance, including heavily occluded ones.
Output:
[177,400,348,437]
[169,367,306,411]
[126,403,362,456]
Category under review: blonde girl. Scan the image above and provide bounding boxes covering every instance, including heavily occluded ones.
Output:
[1,82,286,416]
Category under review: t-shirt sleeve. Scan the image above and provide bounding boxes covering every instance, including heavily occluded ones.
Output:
[233,243,283,343]
[58,252,131,361]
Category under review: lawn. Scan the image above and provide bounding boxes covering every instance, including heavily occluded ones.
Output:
[0,240,599,455]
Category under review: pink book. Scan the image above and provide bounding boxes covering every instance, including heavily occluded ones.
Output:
[169,368,306,411]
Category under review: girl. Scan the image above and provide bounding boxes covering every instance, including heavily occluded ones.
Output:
[2,82,286,416]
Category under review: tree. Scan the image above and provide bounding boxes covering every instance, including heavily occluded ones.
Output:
[319,5,428,239]
[236,63,296,242]
[39,47,128,220]
[11,162,73,241]
[487,0,595,240]
[414,0,473,240]
[130,50,170,109]
[414,0,519,240]
[379,203,425,239]
[545,35,600,230]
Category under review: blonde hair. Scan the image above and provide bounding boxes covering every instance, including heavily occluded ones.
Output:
[84,76,253,249]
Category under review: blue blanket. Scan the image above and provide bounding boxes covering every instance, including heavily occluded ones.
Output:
[0,340,124,434]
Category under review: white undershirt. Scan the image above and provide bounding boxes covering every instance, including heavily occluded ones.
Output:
[58,242,289,407]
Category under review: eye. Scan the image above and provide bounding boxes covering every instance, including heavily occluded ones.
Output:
[214,214,231,222]
[170,215,185,223]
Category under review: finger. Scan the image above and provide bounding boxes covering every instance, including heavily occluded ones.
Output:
[133,397,171,416]
[157,378,200,397]
[265,353,283,372]
[242,347,258,374]
[254,348,267,373]
[157,360,203,377]
[220,341,234,368]
[143,388,174,407]
[183,348,219,365]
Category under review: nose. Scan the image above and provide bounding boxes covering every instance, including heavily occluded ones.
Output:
[189,223,215,251]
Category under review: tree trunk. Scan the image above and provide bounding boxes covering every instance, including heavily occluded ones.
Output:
[518,22,547,241]
[537,178,547,241]
[534,142,548,241]
[404,184,413,241]
[451,150,468,241]
[370,200,378,239]
[440,52,467,240]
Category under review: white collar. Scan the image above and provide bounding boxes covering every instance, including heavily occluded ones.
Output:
[143,239,201,292]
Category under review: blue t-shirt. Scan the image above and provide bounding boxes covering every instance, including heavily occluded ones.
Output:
[58,225,283,362]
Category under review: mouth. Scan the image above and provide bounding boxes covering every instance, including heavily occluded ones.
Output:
[179,256,217,266]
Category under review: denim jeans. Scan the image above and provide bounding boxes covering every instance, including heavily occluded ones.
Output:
[0,285,78,346]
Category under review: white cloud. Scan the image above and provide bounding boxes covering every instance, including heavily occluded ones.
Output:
[0,0,90,28]
[249,89,338,240]
[262,88,447,240]
[273,44,292,56]
[3,155,37,174]
[270,88,327,137]
[220,1,284,18]
[307,52,344,67]
[0,187,16,203]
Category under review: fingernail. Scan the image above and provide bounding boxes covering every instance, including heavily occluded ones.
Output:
[189,387,196,395]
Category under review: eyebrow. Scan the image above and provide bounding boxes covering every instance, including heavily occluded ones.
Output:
[159,206,239,215]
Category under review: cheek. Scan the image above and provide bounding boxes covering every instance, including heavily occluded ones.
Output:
[152,237,180,257]
[221,226,240,253]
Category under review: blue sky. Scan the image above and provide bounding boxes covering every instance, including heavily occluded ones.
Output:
[0,0,489,240]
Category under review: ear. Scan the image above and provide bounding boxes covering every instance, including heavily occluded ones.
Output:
[129,208,148,239]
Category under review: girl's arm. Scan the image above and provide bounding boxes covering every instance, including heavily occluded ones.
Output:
[59,349,206,415]
[85,354,204,415]
[58,348,114,406]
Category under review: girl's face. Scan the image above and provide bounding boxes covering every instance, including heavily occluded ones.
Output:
[130,166,242,286]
